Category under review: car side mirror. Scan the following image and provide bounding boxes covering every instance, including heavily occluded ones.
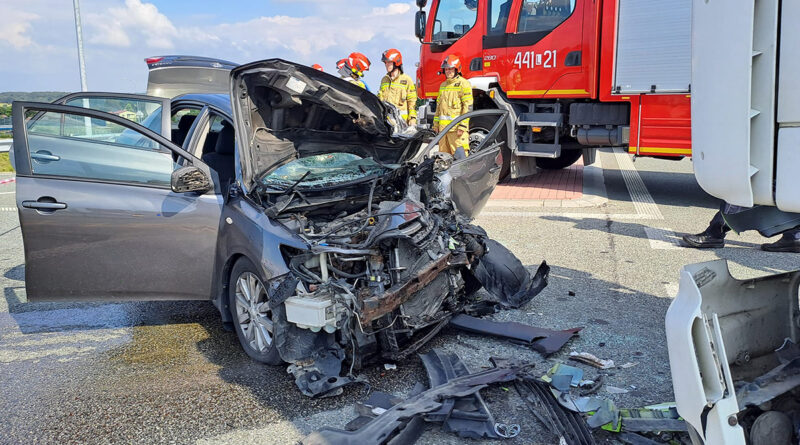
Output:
[171,165,211,193]
[415,10,426,41]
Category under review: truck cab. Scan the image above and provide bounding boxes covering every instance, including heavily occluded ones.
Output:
[414,0,692,178]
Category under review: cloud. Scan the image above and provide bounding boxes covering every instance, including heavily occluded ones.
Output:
[86,0,177,48]
[4,0,422,92]
[2,11,39,49]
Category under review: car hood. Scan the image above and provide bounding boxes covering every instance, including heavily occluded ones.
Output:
[230,59,423,192]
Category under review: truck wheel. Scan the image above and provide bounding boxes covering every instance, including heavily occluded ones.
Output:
[536,150,582,170]
[229,257,283,365]
[469,115,511,180]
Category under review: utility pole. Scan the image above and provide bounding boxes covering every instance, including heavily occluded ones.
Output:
[73,0,88,91]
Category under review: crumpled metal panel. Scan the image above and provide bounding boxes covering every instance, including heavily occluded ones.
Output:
[301,357,526,445]
[449,314,581,355]
[471,239,550,308]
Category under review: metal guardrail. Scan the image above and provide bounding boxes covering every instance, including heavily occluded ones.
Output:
[0,139,12,153]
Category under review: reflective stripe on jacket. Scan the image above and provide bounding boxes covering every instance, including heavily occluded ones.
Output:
[433,75,473,131]
[377,72,417,121]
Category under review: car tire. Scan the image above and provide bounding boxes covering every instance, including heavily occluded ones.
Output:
[469,115,511,180]
[229,257,283,365]
[536,150,583,170]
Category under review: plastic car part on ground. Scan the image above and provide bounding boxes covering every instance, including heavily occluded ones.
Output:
[569,352,615,369]
[300,351,531,445]
[419,349,519,439]
[514,376,597,445]
[448,314,582,355]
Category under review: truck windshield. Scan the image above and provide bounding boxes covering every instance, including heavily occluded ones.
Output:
[433,0,478,41]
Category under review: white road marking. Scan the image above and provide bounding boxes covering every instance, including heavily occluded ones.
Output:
[613,148,664,220]
[483,148,663,221]
[478,211,660,219]
[644,227,681,250]
[0,207,15,211]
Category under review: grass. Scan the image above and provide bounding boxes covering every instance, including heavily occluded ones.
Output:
[0,153,13,172]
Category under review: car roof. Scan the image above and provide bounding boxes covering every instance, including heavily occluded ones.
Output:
[172,93,232,117]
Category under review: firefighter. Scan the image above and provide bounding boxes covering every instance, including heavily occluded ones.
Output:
[377,49,418,126]
[336,52,371,90]
[311,63,324,71]
[433,54,473,159]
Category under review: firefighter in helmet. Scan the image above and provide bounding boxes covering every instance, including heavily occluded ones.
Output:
[377,48,418,126]
[433,54,473,159]
[337,52,371,90]
[311,63,324,71]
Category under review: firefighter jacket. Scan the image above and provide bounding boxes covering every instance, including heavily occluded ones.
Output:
[343,77,368,90]
[377,72,418,123]
[433,75,473,133]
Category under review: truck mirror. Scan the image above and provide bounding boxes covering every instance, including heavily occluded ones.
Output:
[416,0,427,8]
[415,10,426,41]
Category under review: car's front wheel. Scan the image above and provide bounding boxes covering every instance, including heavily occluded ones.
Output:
[229,257,282,365]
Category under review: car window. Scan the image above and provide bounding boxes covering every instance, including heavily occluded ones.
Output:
[195,113,233,157]
[488,0,513,34]
[517,0,576,33]
[170,107,200,146]
[25,110,180,188]
[432,0,478,41]
[63,96,165,134]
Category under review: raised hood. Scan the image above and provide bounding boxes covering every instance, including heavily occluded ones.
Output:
[230,59,422,191]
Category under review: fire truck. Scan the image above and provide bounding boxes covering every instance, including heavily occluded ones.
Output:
[413,0,692,178]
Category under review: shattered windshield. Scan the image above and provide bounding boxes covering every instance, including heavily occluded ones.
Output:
[261,153,391,188]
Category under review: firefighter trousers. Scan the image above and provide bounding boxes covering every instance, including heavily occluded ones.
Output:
[439,128,469,157]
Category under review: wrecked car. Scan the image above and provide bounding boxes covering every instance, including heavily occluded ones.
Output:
[11,59,548,397]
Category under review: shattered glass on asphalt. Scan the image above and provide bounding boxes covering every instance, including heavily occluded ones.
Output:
[261,153,393,188]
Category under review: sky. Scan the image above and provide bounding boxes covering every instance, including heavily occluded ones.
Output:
[0,0,423,93]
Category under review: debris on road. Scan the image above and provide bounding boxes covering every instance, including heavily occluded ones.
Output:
[605,385,629,394]
[301,350,531,445]
[383,363,397,371]
[619,362,638,369]
[568,352,615,369]
[515,377,596,445]
[449,314,582,355]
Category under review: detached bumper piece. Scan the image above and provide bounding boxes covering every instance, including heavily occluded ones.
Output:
[301,350,529,445]
[449,314,581,355]
[472,239,550,308]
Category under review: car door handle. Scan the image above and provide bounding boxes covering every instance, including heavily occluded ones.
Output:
[22,200,67,211]
[31,152,61,162]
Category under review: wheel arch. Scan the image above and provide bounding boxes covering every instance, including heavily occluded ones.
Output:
[215,252,247,324]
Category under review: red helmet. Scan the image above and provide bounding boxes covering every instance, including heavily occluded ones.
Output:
[441,54,462,72]
[311,63,323,71]
[381,48,403,66]
[348,52,371,76]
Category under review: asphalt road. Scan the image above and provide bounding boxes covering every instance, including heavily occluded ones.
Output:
[0,151,798,445]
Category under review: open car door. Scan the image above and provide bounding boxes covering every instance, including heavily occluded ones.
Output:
[426,110,508,219]
[11,101,222,302]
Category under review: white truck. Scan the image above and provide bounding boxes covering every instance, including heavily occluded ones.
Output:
[666,0,800,444]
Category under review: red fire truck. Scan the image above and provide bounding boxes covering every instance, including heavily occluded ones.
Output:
[413,0,692,178]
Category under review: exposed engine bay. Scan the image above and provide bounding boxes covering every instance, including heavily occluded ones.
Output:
[225,59,549,397]
[255,154,549,397]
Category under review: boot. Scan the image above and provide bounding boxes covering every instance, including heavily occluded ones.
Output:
[682,232,725,248]
[761,232,800,253]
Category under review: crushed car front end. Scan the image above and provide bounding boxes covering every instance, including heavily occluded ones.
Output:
[224,59,549,397]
